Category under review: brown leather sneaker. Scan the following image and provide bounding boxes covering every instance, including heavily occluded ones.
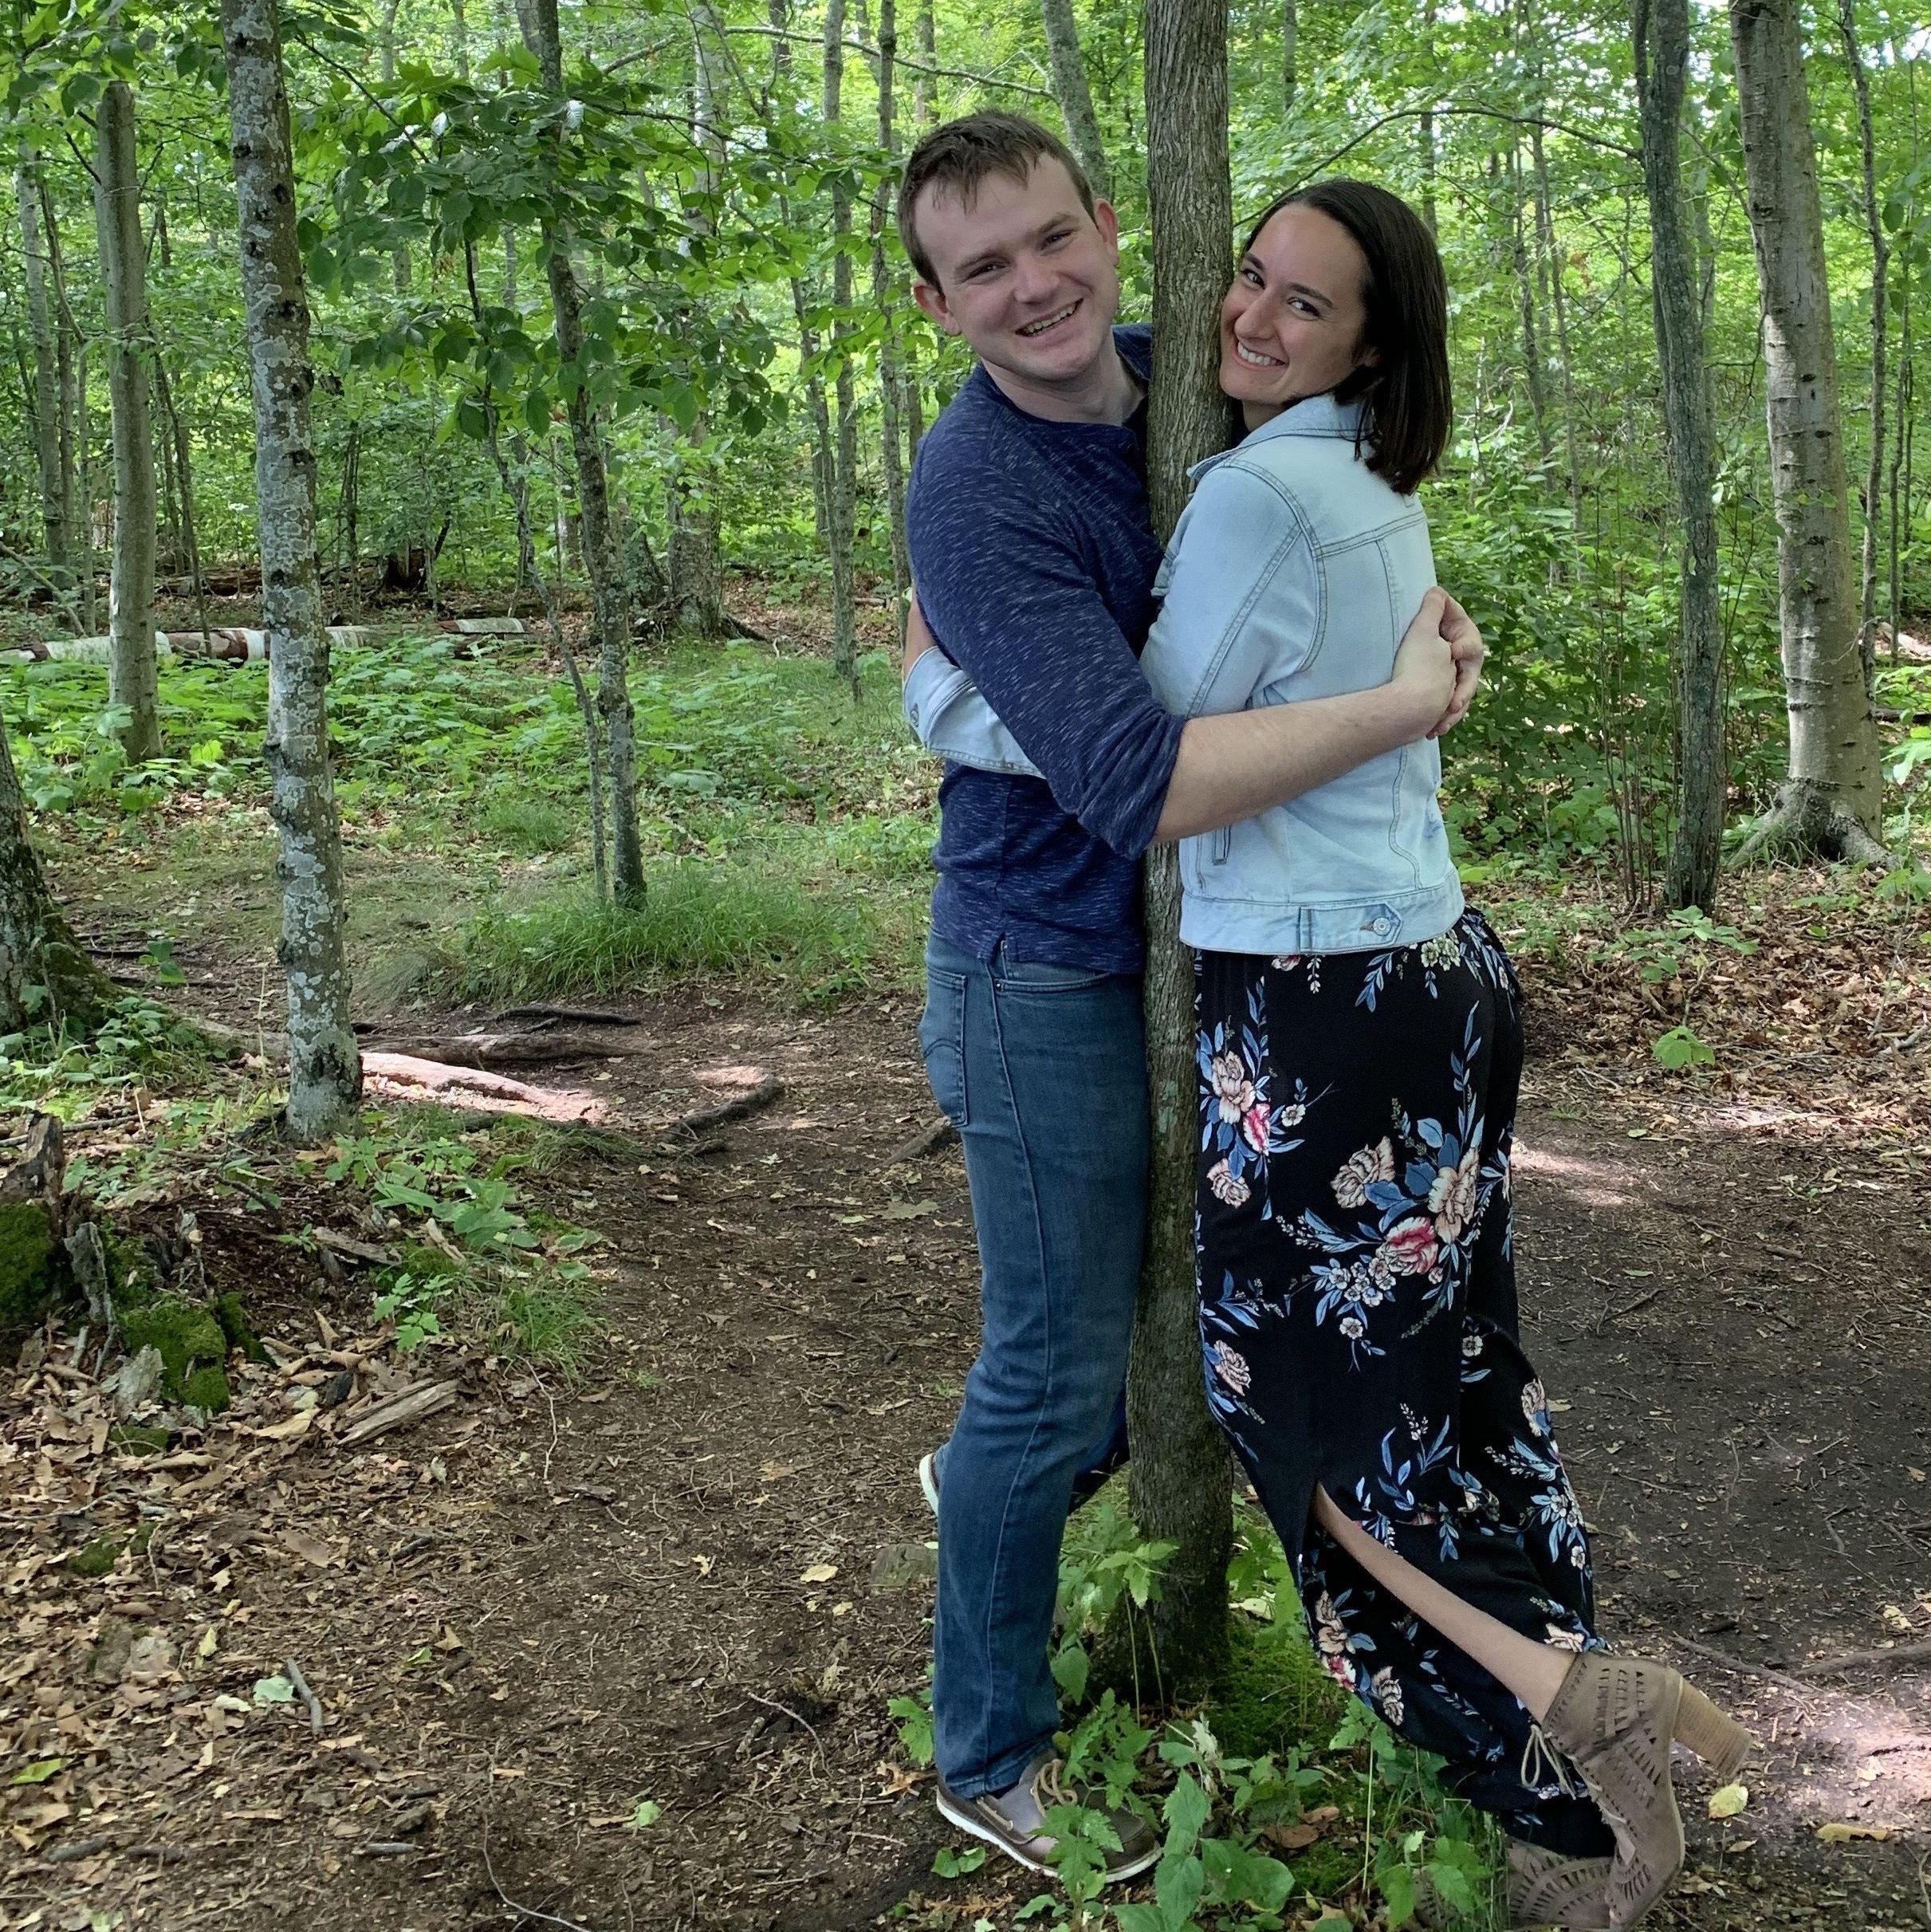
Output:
[934,1751,1159,1884]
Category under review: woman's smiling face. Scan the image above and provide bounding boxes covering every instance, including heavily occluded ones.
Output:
[1218,203,1379,422]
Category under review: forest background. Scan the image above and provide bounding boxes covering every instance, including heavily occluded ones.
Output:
[2,0,1930,1929]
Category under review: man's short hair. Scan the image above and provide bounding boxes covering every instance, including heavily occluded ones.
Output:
[896,111,1095,288]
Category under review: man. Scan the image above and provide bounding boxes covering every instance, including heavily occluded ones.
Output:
[895,111,1481,1883]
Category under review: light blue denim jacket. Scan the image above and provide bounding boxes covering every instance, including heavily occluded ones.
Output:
[903,392,1464,955]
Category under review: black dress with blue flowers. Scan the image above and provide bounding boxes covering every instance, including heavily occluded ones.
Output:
[1194,908,1616,1859]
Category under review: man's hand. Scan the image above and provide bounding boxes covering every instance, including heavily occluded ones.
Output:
[1389,588,1457,737]
[1430,593,1485,740]
[903,592,937,682]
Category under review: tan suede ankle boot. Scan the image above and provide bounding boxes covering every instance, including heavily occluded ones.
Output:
[1542,1653,1752,1930]
[1413,1839,1611,1929]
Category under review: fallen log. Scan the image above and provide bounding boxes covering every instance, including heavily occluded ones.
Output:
[365,1029,643,1069]
[337,1379,458,1447]
[663,1068,784,1138]
[360,1051,606,1123]
[3,617,533,664]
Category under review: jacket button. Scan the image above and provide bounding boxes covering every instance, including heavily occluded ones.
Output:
[1371,919,1391,936]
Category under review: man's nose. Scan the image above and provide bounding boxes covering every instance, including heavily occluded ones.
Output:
[1012,253,1059,305]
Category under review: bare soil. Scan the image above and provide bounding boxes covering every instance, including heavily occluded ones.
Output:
[6,954,1931,1931]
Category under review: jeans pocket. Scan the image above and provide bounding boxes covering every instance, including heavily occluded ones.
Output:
[918,970,969,1127]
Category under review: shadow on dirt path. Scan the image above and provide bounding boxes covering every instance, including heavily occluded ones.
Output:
[6,994,1928,1931]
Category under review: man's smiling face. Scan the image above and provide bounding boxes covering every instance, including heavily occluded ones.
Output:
[910,156,1122,406]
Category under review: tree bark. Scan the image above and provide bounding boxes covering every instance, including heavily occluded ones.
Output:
[41,178,83,622]
[219,0,364,1143]
[1635,0,1725,912]
[1037,0,1111,201]
[0,710,113,1035]
[16,152,73,611]
[380,0,411,297]
[152,352,210,640]
[1127,0,1233,1698]
[517,0,645,900]
[92,82,163,763]
[669,6,728,636]
[868,0,911,638]
[1419,0,1439,234]
[912,0,934,126]
[1281,0,1296,111]
[1728,0,1886,860]
[823,0,860,695]
[1835,0,1886,676]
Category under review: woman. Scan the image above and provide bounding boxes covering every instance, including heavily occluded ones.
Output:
[911,181,1751,1931]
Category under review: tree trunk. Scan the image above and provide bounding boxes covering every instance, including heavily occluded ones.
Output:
[380,0,411,297]
[1727,0,1886,860]
[669,6,728,637]
[912,0,934,126]
[0,709,113,1035]
[869,0,911,638]
[1281,0,1296,111]
[823,0,860,696]
[1635,0,1725,913]
[74,335,98,634]
[1835,0,1886,676]
[517,0,645,899]
[92,82,163,763]
[41,179,82,620]
[219,0,364,1143]
[152,352,210,642]
[1509,148,1553,470]
[16,153,73,611]
[450,0,472,79]
[1037,0,1111,201]
[1127,0,1233,1700]
[1419,0,1439,234]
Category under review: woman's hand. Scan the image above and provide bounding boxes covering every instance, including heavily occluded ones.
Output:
[903,591,936,681]
[1429,594,1485,739]
[1390,588,1458,735]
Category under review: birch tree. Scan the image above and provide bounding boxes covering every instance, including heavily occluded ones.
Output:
[517,0,646,899]
[1038,0,1111,202]
[219,0,363,1142]
[1634,0,1725,910]
[1728,0,1886,860]
[822,0,860,694]
[92,82,162,762]
[1127,0,1233,1694]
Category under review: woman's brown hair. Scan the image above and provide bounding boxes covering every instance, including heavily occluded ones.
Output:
[1245,179,1452,495]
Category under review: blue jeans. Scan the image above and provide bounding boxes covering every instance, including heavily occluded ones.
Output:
[918,937,1148,1797]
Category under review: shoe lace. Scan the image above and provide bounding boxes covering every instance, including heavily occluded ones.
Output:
[1519,1721,1585,1801]
[1032,1757,1074,1811]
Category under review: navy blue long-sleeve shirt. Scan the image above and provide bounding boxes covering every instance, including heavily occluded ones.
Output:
[907,325,1183,973]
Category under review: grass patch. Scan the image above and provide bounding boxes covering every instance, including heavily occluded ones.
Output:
[446,856,922,1005]
[480,793,577,856]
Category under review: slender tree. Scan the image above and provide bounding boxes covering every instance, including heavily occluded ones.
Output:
[1281,0,1297,110]
[1728,0,1886,860]
[219,0,363,1141]
[1127,0,1233,1694]
[1836,0,1888,671]
[517,0,646,899]
[1037,0,1111,201]
[867,0,911,634]
[822,0,860,694]
[92,82,162,761]
[1634,0,1725,911]
[16,151,73,612]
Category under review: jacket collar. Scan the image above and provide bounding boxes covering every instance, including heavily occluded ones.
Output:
[1188,391,1367,480]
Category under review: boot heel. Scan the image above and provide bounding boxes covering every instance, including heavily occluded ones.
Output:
[1675,1684,1751,1780]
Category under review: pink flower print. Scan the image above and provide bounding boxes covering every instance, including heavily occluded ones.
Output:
[1332,1137,1394,1209]
[1206,1159,1250,1208]
[1380,1216,1440,1277]
[1429,1145,1481,1243]
[1211,1341,1251,1395]
[1209,1051,1256,1126]
[1240,1102,1272,1153]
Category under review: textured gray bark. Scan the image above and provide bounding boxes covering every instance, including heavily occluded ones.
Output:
[1635,0,1725,912]
[1728,0,1886,860]
[912,0,934,126]
[1127,0,1233,1698]
[380,0,411,296]
[868,0,911,633]
[0,708,113,1034]
[219,0,363,1142]
[670,6,727,636]
[823,0,859,695]
[16,154,72,607]
[517,0,645,900]
[1281,0,1296,110]
[1509,150,1553,469]
[152,352,209,639]
[92,83,162,762]
[1419,0,1439,234]
[1836,0,1886,675]
[1037,0,1111,201]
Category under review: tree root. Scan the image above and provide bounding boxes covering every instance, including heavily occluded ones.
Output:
[1734,784,1893,868]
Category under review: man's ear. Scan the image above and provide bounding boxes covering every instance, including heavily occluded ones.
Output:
[913,277,962,336]
[1091,198,1120,257]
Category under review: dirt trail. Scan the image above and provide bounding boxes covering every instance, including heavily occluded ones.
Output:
[6,992,1929,1932]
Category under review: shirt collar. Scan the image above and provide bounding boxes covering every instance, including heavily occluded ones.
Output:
[1187,391,1367,480]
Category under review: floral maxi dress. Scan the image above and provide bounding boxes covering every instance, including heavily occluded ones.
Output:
[1194,909,1614,1858]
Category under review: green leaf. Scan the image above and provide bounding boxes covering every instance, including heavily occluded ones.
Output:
[1050,1637,1089,1704]
[1154,1847,1205,1926]
[253,1674,296,1706]
[932,1844,987,1878]
[10,1757,64,1784]
[1651,1024,1714,1070]
[1381,1862,1418,1926]
[1162,1771,1210,1859]
[622,1798,661,1831]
